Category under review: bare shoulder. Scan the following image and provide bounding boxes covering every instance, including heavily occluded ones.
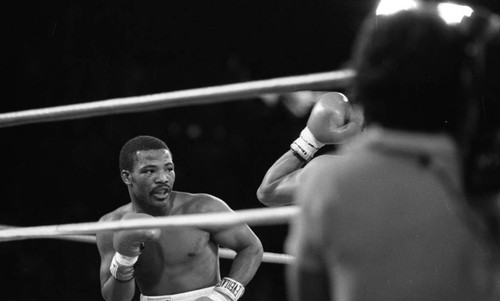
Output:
[174,191,232,215]
[98,203,134,222]
[96,204,133,253]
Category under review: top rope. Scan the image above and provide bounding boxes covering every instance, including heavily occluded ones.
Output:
[0,70,355,128]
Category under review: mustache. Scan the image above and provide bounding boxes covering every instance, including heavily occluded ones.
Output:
[151,184,171,194]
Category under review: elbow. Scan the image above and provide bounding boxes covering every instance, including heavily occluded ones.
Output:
[256,187,291,207]
[252,240,264,267]
[256,185,278,207]
[101,281,116,301]
[249,235,264,262]
[256,186,269,206]
[101,287,111,301]
[256,238,264,260]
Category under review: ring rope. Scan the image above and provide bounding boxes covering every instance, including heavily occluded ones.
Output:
[0,226,294,264]
[0,206,299,243]
[0,69,355,128]
[219,248,293,265]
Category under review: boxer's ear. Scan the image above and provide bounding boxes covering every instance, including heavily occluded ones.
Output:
[121,170,132,185]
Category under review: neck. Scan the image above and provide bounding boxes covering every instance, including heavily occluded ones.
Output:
[130,192,175,217]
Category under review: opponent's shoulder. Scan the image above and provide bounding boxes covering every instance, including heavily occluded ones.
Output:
[98,203,134,222]
[298,154,346,208]
[175,191,231,214]
[302,153,343,178]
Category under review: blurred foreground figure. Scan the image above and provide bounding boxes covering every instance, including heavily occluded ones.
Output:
[286,1,500,301]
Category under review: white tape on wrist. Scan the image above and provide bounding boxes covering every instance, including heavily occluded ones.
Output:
[214,277,245,301]
[109,252,138,282]
[115,252,139,266]
[290,127,324,161]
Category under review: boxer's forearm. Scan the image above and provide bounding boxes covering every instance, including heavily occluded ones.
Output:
[227,242,264,286]
[102,276,136,301]
[257,150,306,206]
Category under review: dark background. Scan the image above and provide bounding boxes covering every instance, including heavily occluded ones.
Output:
[1,1,499,300]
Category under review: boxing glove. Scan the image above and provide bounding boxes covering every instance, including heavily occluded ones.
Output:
[113,212,161,257]
[307,92,348,142]
[291,92,363,161]
[110,212,161,281]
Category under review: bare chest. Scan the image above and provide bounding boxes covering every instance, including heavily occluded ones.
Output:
[134,227,218,293]
[138,227,212,267]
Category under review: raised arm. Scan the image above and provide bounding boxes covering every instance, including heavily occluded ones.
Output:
[256,150,307,206]
[257,92,364,207]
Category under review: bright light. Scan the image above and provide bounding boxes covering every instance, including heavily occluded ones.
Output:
[437,3,473,24]
[376,0,418,16]
[375,0,474,25]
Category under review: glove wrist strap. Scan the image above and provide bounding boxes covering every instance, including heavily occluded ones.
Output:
[214,277,245,301]
[110,252,138,282]
[290,127,324,161]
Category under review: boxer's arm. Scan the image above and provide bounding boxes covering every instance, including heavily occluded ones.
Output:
[216,224,263,286]
[211,223,263,301]
[190,197,263,301]
[257,92,363,207]
[96,230,136,301]
[97,213,160,301]
[256,150,306,207]
[200,196,263,299]
[211,206,263,286]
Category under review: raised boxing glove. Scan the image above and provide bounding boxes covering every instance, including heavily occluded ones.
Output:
[307,91,348,142]
[291,92,362,161]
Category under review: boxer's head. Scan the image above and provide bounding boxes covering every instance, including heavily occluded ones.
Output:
[119,135,171,173]
[349,1,475,141]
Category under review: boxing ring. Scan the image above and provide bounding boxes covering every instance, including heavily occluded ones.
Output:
[0,69,354,266]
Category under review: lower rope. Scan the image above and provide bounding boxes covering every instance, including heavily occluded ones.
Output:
[0,224,295,264]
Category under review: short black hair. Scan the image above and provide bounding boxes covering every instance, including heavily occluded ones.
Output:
[119,135,170,172]
[349,9,472,140]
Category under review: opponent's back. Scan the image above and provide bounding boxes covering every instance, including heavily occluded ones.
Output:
[296,131,497,301]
